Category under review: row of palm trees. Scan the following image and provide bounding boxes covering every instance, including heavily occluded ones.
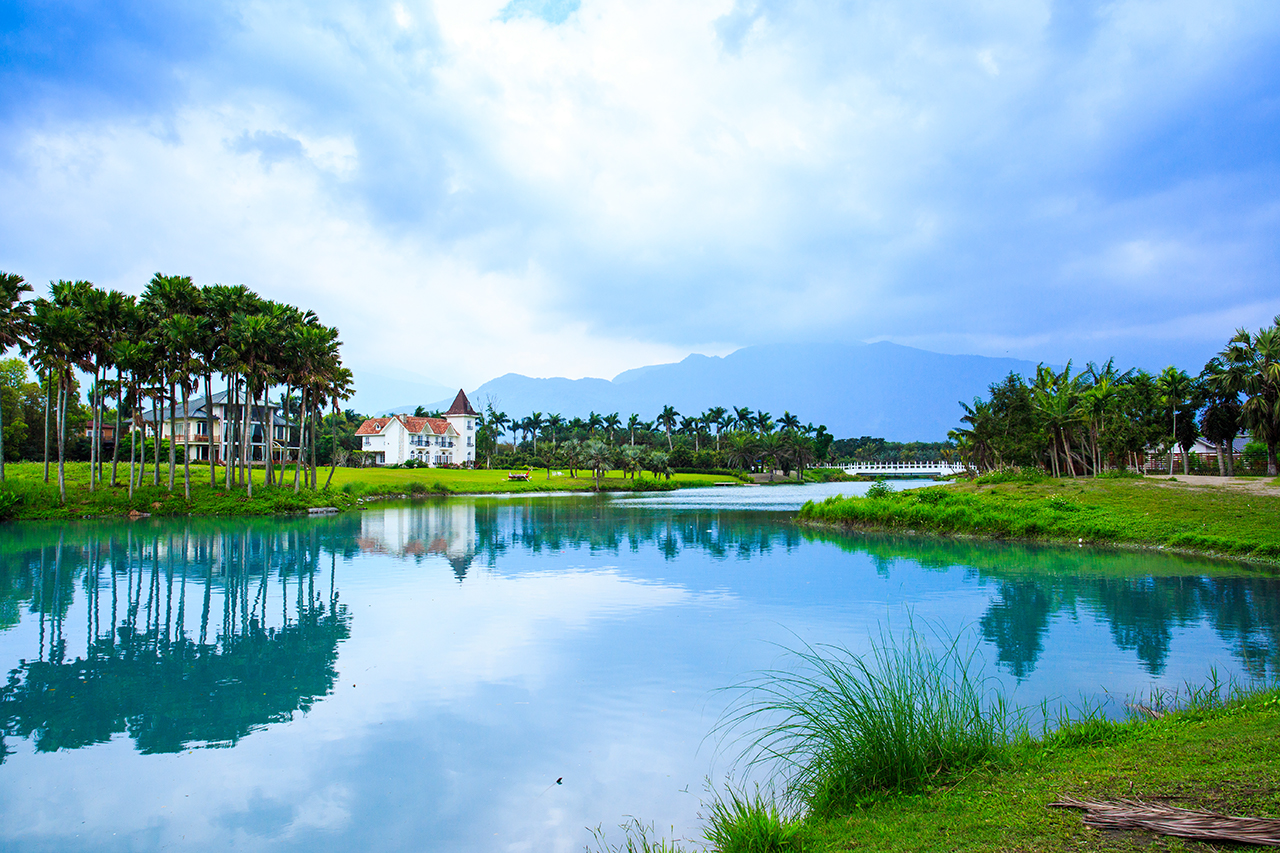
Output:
[482,402,827,479]
[0,270,352,502]
[950,314,1280,476]
[487,404,824,455]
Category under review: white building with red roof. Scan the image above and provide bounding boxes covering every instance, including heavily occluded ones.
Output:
[355,389,480,466]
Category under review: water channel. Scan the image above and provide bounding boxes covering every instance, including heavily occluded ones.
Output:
[1,481,1278,851]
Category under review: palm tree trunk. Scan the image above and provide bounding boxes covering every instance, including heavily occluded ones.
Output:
[324,403,340,490]
[87,369,97,491]
[243,382,253,498]
[43,368,50,483]
[294,387,305,492]
[56,374,67,503]
[205,373,215,487]
[1215,442,1225,477]
[167,382,177,491]
[309,403,318,488]
[128,386,137,499]
[181,383,191,500]
[110,369,122,487]
[1226,439,1236,476]
[153,388,162,486]
[225,374,234,490]
[1169,411,1177,476]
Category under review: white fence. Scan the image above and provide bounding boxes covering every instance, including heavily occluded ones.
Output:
[831,461,964,477]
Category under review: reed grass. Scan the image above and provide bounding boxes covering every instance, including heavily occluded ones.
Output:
[715,624,1025,818]
[702,784,803,852]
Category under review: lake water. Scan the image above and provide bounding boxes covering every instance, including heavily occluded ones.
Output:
[2,481,1278,851]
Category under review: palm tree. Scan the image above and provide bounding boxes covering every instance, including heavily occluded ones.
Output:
[1199,357,1241,476]
[1216,316,1280,475]
[755,411,774,434]
[603,412,621,444]
[142,274,200,491]
[705,406,727,449]
[0,272,33,481]
[529,412,544,454]
[657,405,679,449]
[1156,366,1194,476]
[323,365,354,490]
[724,432,757,472]
[228,312,276,497]
[777,411,801,433]
[732,406,753,432]
[162,313,204,499]
[626,413,641,445]
[546,413,563,449]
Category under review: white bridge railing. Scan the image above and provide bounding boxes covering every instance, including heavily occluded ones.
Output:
[832,461,964,477]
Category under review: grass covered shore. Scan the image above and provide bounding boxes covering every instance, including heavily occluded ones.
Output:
[594,630,1280,853]
[797,474,1280,563]
[719,685,1280,852]
[0,462,739,520]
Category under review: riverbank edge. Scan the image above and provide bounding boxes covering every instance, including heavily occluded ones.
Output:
[792,683,1280,851]
[0,473,743,521]
[795,479,1280,567]
[795,517,1280,567]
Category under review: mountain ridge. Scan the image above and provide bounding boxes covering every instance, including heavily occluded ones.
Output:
[422,341,1038,442]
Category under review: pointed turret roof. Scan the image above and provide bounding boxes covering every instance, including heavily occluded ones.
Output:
[445,389,478,416]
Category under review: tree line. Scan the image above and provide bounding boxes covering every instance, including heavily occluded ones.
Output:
[949,314,1280,477]
[0,270,351,503]
[470,404,836,481]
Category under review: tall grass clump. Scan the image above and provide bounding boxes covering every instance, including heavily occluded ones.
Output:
[717,624,1024,817]
[703,784,803,852]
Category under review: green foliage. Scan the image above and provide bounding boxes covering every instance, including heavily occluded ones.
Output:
[799,478,1280,561]
[974,467,1045,485]
[704,786,804,853]
[0,489,22,519]
[718,626,1024,817]
[864,479,894,499]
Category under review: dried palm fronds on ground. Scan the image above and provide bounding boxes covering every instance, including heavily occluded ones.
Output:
[1050,797,1280,846]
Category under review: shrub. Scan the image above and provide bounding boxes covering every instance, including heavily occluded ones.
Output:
[975,467,1045,485]
[865,479,894,499]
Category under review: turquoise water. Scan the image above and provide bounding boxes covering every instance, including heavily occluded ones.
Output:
[1,483,1277,851]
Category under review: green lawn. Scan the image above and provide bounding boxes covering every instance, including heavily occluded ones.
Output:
[323,464,736,494]
[798,688,1280,852]
[799,476,1280,562]
[0,461,738,520]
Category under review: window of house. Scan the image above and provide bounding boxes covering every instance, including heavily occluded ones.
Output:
[364,436,371,446]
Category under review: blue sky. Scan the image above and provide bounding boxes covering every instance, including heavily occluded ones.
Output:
[2,0,1278,391]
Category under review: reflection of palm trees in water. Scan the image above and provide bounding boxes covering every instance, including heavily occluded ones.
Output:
[0,524,350,762]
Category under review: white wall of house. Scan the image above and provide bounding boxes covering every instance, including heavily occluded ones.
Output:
[360,415,469,466]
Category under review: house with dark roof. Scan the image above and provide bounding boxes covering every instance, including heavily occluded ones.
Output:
[135,391,293,464]
[355,389,479,466]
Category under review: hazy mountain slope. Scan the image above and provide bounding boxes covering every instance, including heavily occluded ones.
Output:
[433,342,1039,441]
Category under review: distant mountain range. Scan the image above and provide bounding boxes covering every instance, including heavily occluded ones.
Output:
[407,342,1039,442]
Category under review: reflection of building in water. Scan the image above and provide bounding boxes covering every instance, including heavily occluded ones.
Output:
[357,502,478,580]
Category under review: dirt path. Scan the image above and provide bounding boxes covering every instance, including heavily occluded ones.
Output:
[1146,474,1280,494]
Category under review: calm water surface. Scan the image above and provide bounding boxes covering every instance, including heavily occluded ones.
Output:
[2,481,1278,851]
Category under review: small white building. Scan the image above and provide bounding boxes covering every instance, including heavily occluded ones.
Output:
[355,390,479,466]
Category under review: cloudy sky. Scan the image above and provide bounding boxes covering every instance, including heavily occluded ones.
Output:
[2,0,1278,392]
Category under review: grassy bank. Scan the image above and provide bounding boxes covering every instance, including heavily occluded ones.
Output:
[0,462,740,520]
[324,465,738,496]
[594,632,1280,853]
[0,462,359,519]
[798,475,1280,562]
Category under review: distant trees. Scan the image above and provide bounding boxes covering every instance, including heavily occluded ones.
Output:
[949,316,1280,477]
[0,269,349,501]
